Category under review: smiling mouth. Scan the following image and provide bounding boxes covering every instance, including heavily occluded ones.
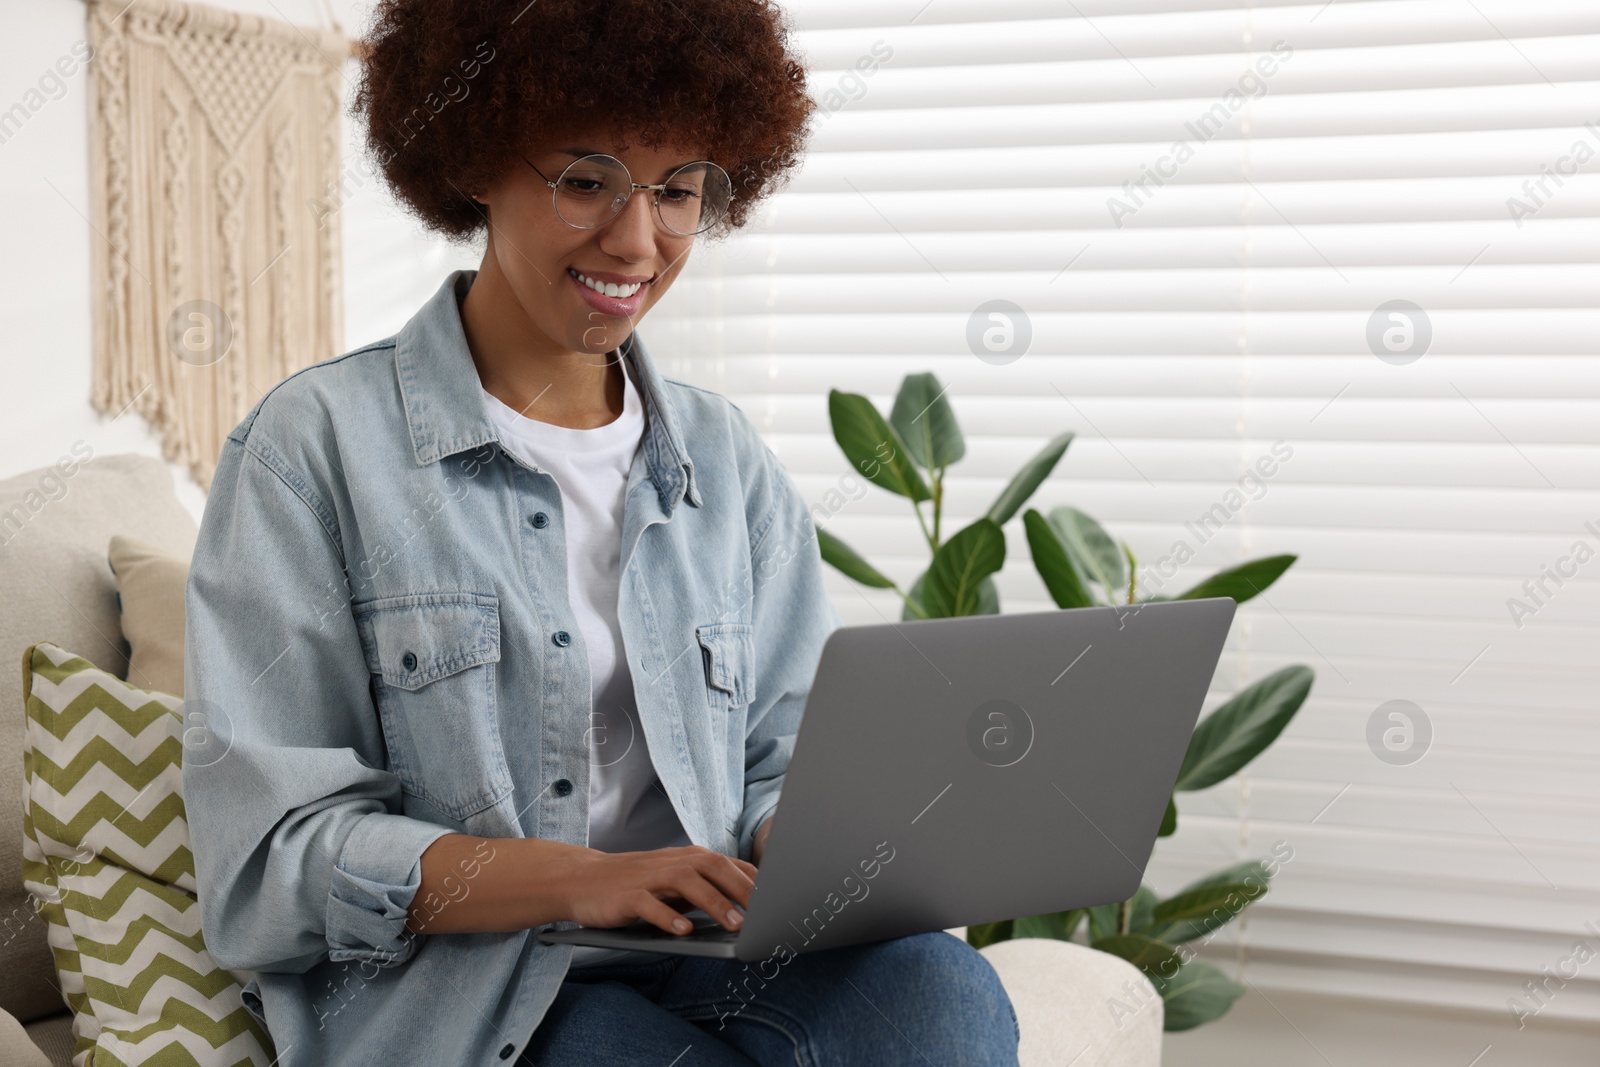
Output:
[567,267,652,299]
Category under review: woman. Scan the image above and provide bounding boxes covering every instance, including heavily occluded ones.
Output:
[183,1,1020,1063]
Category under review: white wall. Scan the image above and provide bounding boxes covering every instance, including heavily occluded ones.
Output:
[0,0,476,525]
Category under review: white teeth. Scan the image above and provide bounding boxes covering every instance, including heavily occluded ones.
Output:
[570,269,643,298]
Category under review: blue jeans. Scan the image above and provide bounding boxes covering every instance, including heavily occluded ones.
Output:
[519,931,1022,1066]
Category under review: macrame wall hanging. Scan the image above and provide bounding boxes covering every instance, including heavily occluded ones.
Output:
[85,0,351,490]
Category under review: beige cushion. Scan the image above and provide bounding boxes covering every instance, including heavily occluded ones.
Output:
[0,453,196,1023]
[20,1013,71,1067]
[981,937,1163,1066]
[106,535,189,697]
[0,1007,52,1067]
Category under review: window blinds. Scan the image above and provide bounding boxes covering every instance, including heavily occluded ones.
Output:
[640,0,1600,1022]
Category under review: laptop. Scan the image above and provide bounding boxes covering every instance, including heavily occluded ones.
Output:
[538,597,1237,962]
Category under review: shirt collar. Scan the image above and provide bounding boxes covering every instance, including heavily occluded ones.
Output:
[392,269,701,511]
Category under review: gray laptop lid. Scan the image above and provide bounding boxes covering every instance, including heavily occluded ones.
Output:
[728,597,1236,961]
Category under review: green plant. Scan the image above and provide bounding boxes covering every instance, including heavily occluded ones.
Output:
[818,372,1315,1031]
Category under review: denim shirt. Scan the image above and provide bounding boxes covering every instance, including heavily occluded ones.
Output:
[182,269,841,1065]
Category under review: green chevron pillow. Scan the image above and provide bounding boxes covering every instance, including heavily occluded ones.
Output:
[19,642,275,1067]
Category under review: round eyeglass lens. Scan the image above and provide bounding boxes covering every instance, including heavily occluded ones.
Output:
[551,154,732,235]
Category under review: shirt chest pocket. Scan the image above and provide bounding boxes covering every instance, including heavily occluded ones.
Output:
[353,592,512,822]
[696,622,755,710]
[696,622,755,831]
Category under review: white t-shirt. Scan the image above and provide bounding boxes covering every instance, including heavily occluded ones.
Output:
[483,358,692,967]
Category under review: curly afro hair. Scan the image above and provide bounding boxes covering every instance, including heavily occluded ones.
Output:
[351,0,817,242]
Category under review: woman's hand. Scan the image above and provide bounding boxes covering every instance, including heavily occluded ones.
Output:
[405,835,760,937]
[560,844,758,935]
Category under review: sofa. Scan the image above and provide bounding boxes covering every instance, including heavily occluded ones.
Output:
[0,452,1162,1066]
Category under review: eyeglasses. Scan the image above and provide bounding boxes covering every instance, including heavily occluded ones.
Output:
[523,152,734,236]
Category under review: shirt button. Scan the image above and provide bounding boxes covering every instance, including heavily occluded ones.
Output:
[498,1044,515,1060]
[401,651,417,671]
[552,630,571,647]
[530,511,549,529]
[553,778,573,797]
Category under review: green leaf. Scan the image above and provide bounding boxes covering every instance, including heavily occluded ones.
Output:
[1023,509,1095,609]
[966,920,1013,949]
[816,528,896,589]
[1174,555,1297,604]
[1173,665,1315,792]
[1151,860,1275,943]
[1091,935,1183,981]
[1013,909,1085,941]
[922,519,1006,618]
[1143,882,1267,944]
[973,575,1000,615]
[904,571,999,621]
[1088,884,1157,941]
[1087,902,1113,942]
[889,372,965,471]
[1048,506,1126,596]
[828,389,930,502]
[1180,859,1275,893]
[1152,881,1268,926]
[1158,795,1178,837]
[1153,960,1245,1031]
[985,432,1074,525]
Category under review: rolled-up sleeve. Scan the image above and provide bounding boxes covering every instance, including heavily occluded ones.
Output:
[184,431,452,973]
[733,428,842,863]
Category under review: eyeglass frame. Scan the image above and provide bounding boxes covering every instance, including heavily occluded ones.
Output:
[521,152,735,236]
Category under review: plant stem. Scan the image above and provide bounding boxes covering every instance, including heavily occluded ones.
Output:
[1117,897,1131,936]
[1123,542,1138,604]
[931,466,944,548]
[891,581,928,619]
[912,499,936,553]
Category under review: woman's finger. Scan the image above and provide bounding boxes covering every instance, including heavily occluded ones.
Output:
[694,853,756,907]
[630,889,699,935]
[659,866,744,931]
